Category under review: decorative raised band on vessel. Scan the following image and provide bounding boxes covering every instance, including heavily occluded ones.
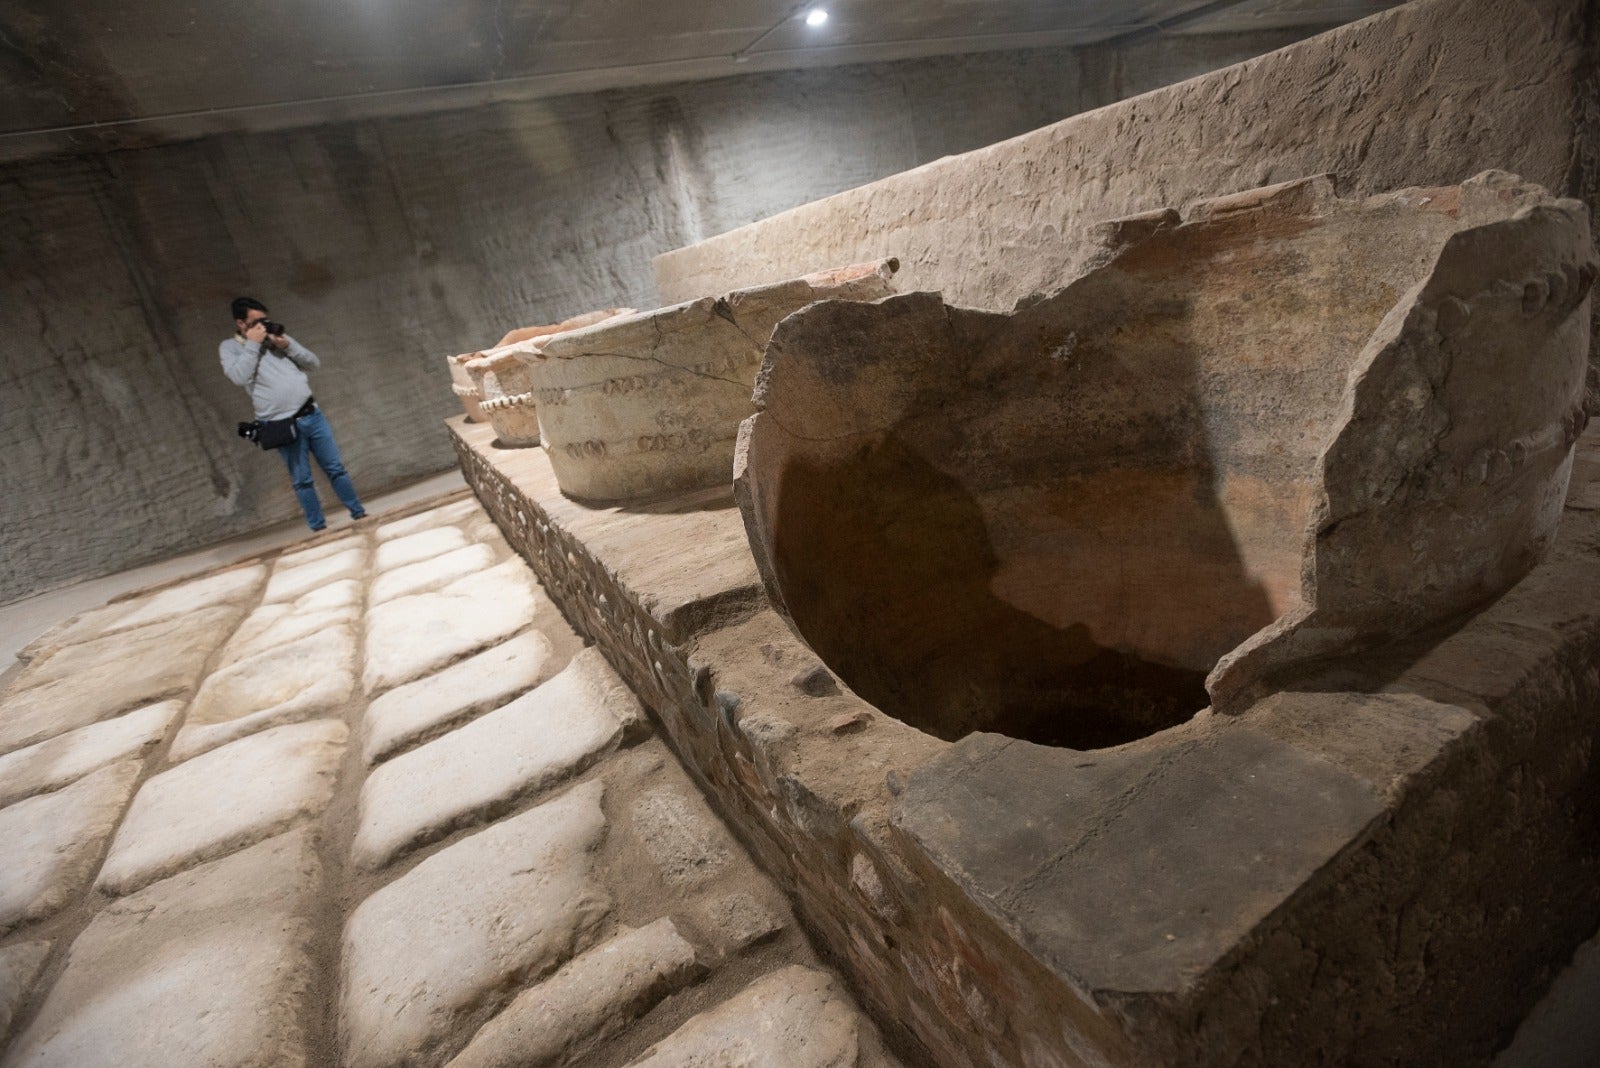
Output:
[479,391,539,412]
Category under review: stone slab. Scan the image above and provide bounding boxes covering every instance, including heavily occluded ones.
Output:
[0,940,51,1041]
[627,966,866,1068]
[361,630,571,767]
[463,511,511,552]
[341,780,613,1068]
[362,557,548,695]
[5,829,321,1068]
[448,918,701,1068]
[896,721,1391,993]
[19,564,266,663]
[351,647,639,870]
[275,533,362,570]
[0,604,238,755]
[220,579,361,667]
[97,720,346,897]
[369,543,496,606]
[0,700,180,809]
[173,626,356,761]
[0,761,141,934]
[10,605,243,696]
[376,498,480,542]
[262,546,366,604]
[374,526,470,573]
[693,891,786,957]
[629,789,734,887]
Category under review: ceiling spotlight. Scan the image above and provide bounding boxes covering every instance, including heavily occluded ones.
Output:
[804,8,829,27]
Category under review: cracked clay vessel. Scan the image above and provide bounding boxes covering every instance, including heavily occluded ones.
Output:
[463,309,633,447]
[736,172,1596,746]
[446,353,487,422]
[529,260,899,502]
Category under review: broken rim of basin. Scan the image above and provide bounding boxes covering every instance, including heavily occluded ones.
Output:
[735,171,1596,751]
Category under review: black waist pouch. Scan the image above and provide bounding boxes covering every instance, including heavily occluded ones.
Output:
[254,416,299,450]
[241,396,314,450]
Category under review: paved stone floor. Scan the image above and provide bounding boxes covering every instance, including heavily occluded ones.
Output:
[0,493,902,1068]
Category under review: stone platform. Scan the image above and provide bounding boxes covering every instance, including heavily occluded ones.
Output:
[451,414,1600,1066]
[0,493,900,1067]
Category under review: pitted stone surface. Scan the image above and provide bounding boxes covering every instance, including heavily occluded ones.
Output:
[376,499,480,542]
[370,543,496,605]
[263,546,366,604]
[361,630,567,767]
[696,891,786,956]
[0,604,237,754]
[363,557,547,694]
[97,720,346,896]
[0,700,179,809]
[221,579,361,667]
[341,781,613,1068]
[173,626,357,761]
[352,648,639,870]
[630,789,734,887]
[20,564,266,662]
[374,526,470,573]
[6,829,321,1068]
[627,966,866,1068]
[0,761,140,934]
[0,940,51,1042]
[447,919,702,1068]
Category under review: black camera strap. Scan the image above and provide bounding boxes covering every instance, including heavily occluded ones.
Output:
[246,340,269,397]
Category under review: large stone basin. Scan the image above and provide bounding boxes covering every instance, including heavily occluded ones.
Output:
[529,261,898,503]
[737,172,1596,746]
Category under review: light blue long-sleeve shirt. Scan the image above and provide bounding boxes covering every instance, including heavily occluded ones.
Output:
[219,334,320,420]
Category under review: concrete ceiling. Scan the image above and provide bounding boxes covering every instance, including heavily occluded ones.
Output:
[1,0,1402,156]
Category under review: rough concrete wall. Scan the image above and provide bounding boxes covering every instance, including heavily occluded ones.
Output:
[0,30,1310,605]
[653,0,1600,316]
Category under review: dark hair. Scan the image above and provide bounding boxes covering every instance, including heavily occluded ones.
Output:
[231,296,267,321]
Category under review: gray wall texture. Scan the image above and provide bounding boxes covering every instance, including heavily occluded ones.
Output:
[0,28,1313,604]
[658,0,1600,314]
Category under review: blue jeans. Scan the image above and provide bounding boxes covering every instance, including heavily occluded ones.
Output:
[278,408,364,531]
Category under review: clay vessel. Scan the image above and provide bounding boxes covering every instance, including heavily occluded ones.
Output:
[531,260,899,502]
[464,309,634,447]
[737,172,1595,746]
[446,353,486,422]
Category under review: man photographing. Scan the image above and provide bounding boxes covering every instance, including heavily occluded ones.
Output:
[220,296,366,532]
